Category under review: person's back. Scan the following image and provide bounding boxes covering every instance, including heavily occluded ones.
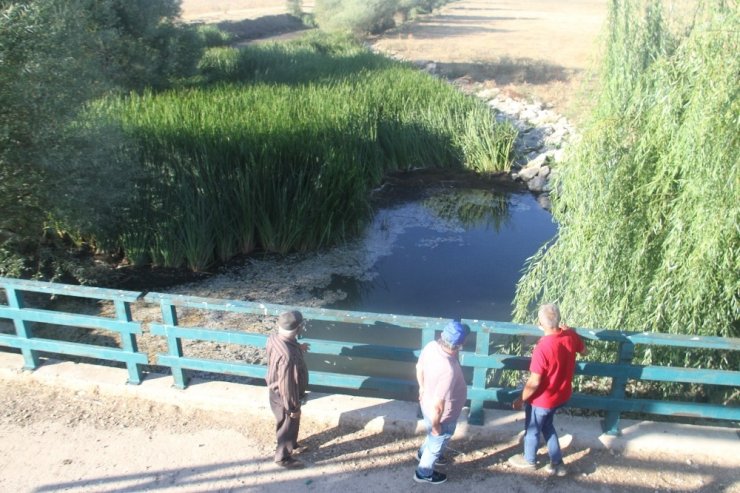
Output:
[529,328,584,409]
[509,304,586,476]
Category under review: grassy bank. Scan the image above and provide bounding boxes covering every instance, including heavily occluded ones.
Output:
[96,33,515,270]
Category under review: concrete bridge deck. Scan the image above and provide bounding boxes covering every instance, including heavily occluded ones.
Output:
[1,352,738,492]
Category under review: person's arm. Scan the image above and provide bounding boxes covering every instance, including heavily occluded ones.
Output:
[562,323,589,356]
[416,365,425,402]
[429,398,445,435]
[512,372,542,410]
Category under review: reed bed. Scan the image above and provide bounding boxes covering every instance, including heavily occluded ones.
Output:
[96,33,515,270]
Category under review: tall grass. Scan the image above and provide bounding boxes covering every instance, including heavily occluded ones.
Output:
[95,33,515,270]
[513,0,739,395]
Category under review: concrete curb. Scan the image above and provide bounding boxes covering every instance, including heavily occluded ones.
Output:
[1,352,737,460]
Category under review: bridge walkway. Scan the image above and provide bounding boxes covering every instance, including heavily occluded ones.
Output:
[1,352,738,493]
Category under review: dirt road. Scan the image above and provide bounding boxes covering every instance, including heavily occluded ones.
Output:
[179,0,607,118]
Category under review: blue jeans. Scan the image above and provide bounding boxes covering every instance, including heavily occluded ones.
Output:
[416,411,457,477]
[523,403,562,465]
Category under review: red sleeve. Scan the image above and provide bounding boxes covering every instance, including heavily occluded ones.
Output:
[572,331,585,353]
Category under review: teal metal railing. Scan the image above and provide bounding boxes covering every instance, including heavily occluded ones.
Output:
[0,277,147,384]
[1,277,738,434]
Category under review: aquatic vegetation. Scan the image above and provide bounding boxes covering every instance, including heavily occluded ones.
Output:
[98,33,516,270]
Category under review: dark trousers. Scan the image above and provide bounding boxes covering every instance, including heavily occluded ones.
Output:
[269,389,300,462]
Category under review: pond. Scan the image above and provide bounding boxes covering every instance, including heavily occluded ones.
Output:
[301,185,557,391]
[326,188,556,322]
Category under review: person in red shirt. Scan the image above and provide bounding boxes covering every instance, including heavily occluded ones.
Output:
[508,304,587,476]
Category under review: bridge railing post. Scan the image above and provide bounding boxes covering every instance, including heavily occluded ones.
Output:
[603,339,634,435]
[159,302,187,389]
[114,300,143,385]
[468,328,490,425]
[6,287,40,370]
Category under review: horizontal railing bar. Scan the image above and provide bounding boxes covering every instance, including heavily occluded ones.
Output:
[577,361,740,386]
[0,277,142,302]
[460,353,530,370]
[150,324,421,362]
[158,355,266,378]
[158,356,417,394]
[0,334,148,364]
[588,330,740,350]
[568,394,740,421]
[144,292,453,330]
[0,306,142,334]
[149,324,268,346]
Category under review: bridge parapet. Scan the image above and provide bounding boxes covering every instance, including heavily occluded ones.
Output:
[1,277,738,434]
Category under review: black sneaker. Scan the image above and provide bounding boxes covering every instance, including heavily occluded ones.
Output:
[415,450,450,466]
[413,470,447,484]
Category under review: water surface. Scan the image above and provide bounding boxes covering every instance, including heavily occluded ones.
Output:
[326,188,556,322]
[302,188,556,390]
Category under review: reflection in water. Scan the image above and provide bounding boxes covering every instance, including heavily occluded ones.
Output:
[422,188,511,232]
[326,188,556,322]
[304,188,557,398]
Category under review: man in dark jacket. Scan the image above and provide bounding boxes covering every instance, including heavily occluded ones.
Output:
[265,310,310,469]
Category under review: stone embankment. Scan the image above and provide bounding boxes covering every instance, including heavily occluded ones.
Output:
[411,59,577,210]
[478,88,577,210]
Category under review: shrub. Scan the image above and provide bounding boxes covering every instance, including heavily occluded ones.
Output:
[0,0,196,279]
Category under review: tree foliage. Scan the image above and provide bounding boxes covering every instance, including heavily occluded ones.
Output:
[0,0,199,279]
[513,0,739,358]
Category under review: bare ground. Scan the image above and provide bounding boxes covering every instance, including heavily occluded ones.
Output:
[179,0,606,120]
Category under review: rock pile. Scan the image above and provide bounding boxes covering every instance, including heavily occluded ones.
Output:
[475,88,577,210]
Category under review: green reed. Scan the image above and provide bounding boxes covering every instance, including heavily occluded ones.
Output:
[96,33,515,270]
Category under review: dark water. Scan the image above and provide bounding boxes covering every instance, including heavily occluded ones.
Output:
[327,189,556,322]
[303,188,556,393]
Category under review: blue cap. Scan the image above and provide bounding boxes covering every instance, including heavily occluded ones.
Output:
[441,320,470,346]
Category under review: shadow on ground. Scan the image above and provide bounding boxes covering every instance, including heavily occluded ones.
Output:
[215,14,309,42]
[436,58,577,85]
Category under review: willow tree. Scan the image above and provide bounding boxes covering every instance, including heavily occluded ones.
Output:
[513,0,738,373]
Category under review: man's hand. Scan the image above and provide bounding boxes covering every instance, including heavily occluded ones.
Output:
[431,424,442,436]
[300,342,310,353]
[512,398,524,411]
[288,410,301,419]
